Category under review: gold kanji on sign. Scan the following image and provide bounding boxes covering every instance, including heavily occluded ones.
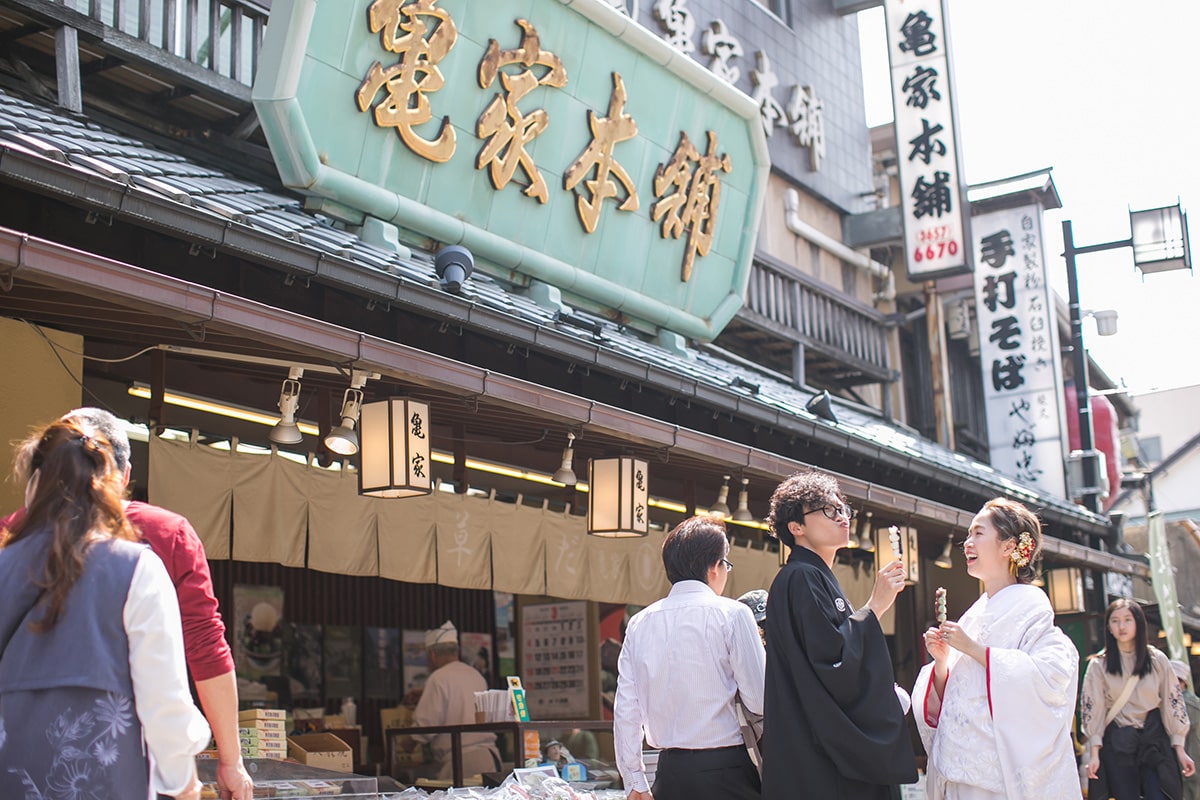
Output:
[476,19,568,203]
[563,72,639,234]
[651,130,731,281]
[356,0,457,163]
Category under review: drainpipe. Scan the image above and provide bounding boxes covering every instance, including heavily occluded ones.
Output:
[783,188,895,303]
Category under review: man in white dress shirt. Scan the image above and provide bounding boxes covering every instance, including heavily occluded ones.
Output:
[614,516,766,800]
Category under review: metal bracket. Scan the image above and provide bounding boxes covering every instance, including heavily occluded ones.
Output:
[179,320,207,342]
[187,242,217,259]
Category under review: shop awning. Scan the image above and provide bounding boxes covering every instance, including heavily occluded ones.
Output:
[0,224,1148,578]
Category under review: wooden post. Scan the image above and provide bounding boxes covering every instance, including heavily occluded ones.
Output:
[924,281,955,450]
[54,26,82,113]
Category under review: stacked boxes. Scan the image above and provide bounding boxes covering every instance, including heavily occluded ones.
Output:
[238,708,287,760]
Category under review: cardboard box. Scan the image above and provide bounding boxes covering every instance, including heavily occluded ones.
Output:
[241,727,286,743]
[379,706,412,732]
[287,733,353,773]
[238,708,286,722]
[241,718,286,732]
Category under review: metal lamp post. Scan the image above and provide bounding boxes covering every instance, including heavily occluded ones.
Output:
[1061,202,1191,514]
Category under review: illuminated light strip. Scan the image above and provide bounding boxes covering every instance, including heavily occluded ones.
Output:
[127,385,320,436]
[429,450,767,529]
[126,388,768,529]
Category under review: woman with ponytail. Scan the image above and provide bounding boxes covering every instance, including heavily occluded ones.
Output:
[0,419,209,800]
[913,497,1083,799]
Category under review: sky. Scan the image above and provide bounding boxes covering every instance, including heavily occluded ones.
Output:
[858,1,1200,395]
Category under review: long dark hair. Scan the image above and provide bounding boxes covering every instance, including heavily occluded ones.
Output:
[1101,598,1152,678]
[4,419,135,632]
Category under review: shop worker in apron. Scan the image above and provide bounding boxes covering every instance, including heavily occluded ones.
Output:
[410,621,501,781]
[614,516,765,800]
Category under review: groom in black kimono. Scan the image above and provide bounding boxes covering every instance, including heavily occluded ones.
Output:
[761,471,917,799]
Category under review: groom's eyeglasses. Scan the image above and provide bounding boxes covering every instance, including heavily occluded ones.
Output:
[805,503,856,521]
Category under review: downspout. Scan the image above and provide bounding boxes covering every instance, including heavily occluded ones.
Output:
[783,188,895,302]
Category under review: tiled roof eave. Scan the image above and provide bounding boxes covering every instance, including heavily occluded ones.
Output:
[0,108,1107,534]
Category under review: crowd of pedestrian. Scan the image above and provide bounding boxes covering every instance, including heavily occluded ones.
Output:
[614,470,1196,800]
[0,411,1194,800]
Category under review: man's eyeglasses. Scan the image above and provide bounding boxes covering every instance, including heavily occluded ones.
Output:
[720,558,734,571]
[805,504,856,521]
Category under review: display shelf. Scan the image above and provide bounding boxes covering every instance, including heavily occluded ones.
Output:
[384,720,615,787]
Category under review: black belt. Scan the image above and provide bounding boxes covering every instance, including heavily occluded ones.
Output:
[661,744,744,754]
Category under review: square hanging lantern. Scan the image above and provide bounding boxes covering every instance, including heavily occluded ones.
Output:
[1130,203,1191,275]
[875,525,920,586]
[587,457,649,537]
[359,398,432,498]
[1045,567,1085,614]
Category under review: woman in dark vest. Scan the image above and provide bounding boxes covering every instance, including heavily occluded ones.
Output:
[0,419,210,800]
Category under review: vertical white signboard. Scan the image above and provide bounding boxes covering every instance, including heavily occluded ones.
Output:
[972,205,1068,497]
[884,0,971,280]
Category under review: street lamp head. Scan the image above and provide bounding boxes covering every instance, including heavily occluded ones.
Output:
[1130,203,1191,275]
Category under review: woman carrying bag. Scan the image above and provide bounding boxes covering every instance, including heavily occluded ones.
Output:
[1082,598,1194,799]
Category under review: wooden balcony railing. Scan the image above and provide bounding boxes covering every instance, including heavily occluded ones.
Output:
[725,253,895,387]
[37,0,269,89]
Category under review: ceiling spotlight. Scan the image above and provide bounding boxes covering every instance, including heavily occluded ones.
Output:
[934,533,954,569]
[731,477,754,522]
[805,390,837,424]
[324,370,370,456]
[435,244,474,294]
[709,475,731,518]
[269,367,305,446]
[552,432,578,486]
[857,510,875,552]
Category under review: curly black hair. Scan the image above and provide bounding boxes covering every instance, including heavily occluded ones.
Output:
[764,471,843,548]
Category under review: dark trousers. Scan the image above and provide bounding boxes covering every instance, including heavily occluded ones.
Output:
[1105,756,1164,800]
[653,745,760,800]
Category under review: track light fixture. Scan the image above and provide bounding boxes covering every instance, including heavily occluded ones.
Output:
[857,510,875,552]
[805,390,838,424]
[709,475,731,519]
[324,370,370,456]
[731,477,754,522]
[551,432,578,486]
[934,533,954,569]
[269,367,305,446]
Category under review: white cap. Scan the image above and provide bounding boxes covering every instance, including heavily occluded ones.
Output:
[1170,660,1190,684]
[426,620,457,648]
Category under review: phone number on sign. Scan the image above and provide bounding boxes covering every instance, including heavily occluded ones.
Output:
[913,226,959,262]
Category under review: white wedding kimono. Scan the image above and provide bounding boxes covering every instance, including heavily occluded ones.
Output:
[913,584,1082,800]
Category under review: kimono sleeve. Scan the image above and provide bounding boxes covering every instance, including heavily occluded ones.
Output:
[988,614,1082,798]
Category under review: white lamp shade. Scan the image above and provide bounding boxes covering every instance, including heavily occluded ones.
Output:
[1130,204,1191,275]
[875,525,920,585]
[587,457,649,537]
[359,398,432,498]
[1045,567,1085,614]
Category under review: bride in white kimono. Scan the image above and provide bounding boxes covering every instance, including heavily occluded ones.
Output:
[912,498,1082,800]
